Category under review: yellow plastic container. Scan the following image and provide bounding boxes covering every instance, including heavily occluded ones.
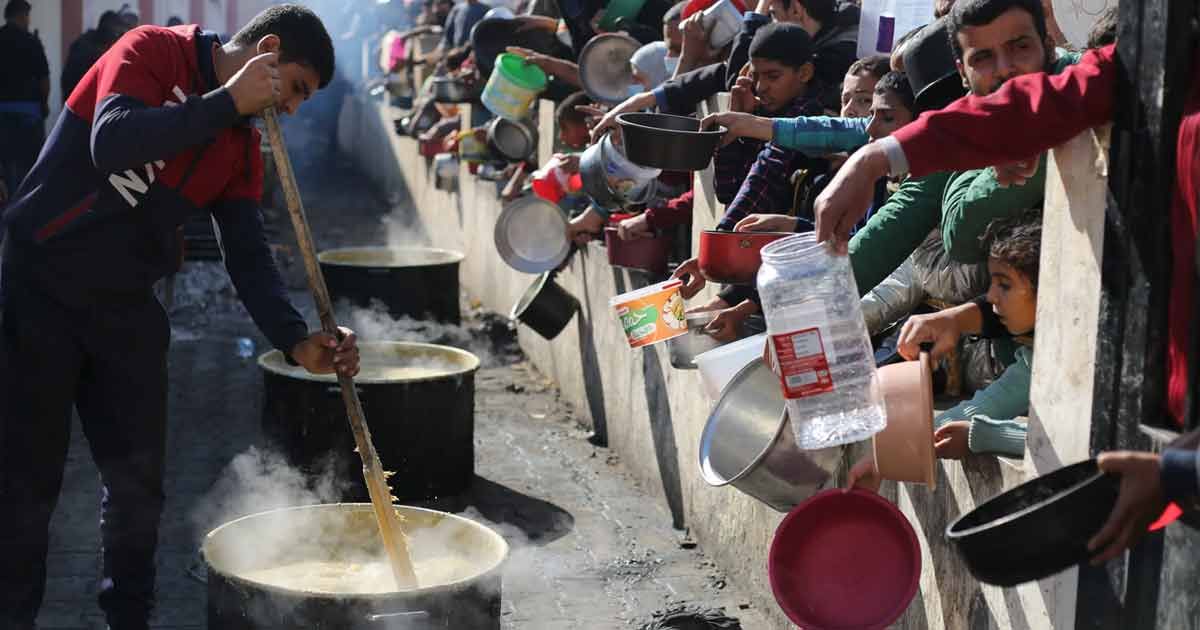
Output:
[610,279,688,348]
[480,53,547,121]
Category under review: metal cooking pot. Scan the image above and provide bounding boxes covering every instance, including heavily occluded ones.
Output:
[667,313,725,369]
[433,153,458,192]
[318,247,466,324]
[697,230,793,284]
[510,272,579,340]
[203,503,507,629]
[578,33,641,105]
[946,459,1119,586]
[698,358,841,512]
[402,99,440,138]
[260,342,480,502]
[579,135,659,210]
[616,112,726,171]
[603,226,671,274]
[494,196,570,273]
[486,117,538,163]
[431,76,475,103]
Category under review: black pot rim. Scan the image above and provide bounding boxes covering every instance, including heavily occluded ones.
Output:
[945,459,1109,539]
[258,341,481,384]
[511,271,553,320]
[615,112,727,138]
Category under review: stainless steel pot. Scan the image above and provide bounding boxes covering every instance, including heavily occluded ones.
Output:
[486,117,538,163]
[698,358,842,512]
[203,503,507,629]
[579,134,659,210]
[667,313,725,369]
[434,153,458,192]
[431,76,475,103]
[578,33,641,105]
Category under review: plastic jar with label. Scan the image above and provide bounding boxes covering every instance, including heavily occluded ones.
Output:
[757,233,885,449]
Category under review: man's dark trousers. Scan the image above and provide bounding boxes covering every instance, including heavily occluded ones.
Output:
[0,273,170,630]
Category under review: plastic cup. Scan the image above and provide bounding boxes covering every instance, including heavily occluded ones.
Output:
[610,279,689,348]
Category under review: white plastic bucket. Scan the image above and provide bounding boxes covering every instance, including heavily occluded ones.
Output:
[695,333,767,400]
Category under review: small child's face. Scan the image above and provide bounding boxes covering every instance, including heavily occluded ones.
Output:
[558,120,590,150]
[986,258,1037,335]
[865,89,914,140]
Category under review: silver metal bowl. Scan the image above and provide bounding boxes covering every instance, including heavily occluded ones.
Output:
[698,358,842,512]
[668,313,725,369]
[579,33,641,105]
[494,196,570,273]
[487,117,538,162]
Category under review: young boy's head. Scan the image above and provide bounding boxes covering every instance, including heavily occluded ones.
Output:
[865,71,914,140]
[232,4,335,115]
[982,211,1041,336]
[841,54,890,118]
[555,92,592,149]
[747,23,815,114]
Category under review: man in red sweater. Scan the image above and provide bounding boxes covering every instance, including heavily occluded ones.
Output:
[812,41,1200,563]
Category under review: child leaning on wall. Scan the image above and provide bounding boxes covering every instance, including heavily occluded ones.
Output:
[847,209,1043,492]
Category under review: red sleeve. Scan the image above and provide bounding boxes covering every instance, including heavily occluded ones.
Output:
[644,189,694,230]
[91,26,176,111]
[896,44,1118,178]
[221,127,265,203]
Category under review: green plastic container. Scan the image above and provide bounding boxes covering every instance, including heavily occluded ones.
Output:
[598,0,649,30]
[480,53,548,121]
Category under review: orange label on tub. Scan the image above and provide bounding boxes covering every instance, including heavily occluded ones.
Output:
[771,327,834,398]
[611,281,688,348]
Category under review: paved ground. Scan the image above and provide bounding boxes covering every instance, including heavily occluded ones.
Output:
[34,148,771,629]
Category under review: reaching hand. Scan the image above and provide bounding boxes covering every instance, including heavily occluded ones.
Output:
[703,304,754,342]
[701,111,772,147]
[616,213,654,240]
[225,52,280,116]
[1088,451,1166,564]
[813,142,891,254]
[934,421,971,460]
[671,257,706,299]
[897,310,964,361]
[554,153,581,174]
[734,213,797,233]
[729,76,758,114]
[846,454,883,492]
[290,327,361,377]
[993,157,1040,188]
[566,208,606,246]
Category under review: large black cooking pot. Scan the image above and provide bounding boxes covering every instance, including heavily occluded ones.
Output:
[260,342,480,503]
[945,459,1119,586]
[319,247,465,324]
[203,503,507,629]
[616,112,727,171]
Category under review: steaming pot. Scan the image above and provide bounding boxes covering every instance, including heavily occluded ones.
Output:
[203,503,507,629]
[260,342,479,503]
[318,247,465,324]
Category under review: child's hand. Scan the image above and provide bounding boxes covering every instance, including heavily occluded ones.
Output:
[898,310,962,361]
[846,455,882,493]
[671,257,706,299]
[934,421,971,460]
[1088,451,1166,564]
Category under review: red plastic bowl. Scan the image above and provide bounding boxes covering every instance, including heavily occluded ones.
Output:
[769,489,921,630]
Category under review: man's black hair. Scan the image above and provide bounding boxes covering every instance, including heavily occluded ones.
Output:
[98,10,124,31]
[773,0,836,25]
[663,1,685,24]
[556,91,591,126]
[874,71,915,114]
[981,209,1042,287]
[749,23,814,69]
[4,0,30,20]
[166,15,184,27]
[947,0,1048,61]
[847,55,891,80]
[233,4,335,89]
[1086,5,1118,49]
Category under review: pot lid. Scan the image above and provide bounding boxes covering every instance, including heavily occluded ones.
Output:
[579,33,641,105]
[317,247,465,268]
[258,341,480,383]
[494,197,570,273]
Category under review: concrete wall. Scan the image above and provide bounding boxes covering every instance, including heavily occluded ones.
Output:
[338,93,1109,630]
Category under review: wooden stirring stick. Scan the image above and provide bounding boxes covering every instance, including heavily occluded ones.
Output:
[261,108,417,589]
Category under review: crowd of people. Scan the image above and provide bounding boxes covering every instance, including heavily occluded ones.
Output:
[383,0,1196,573]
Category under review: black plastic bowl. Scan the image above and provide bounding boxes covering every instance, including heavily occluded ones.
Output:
[945,459,1119,586]
[616,113,726,171]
